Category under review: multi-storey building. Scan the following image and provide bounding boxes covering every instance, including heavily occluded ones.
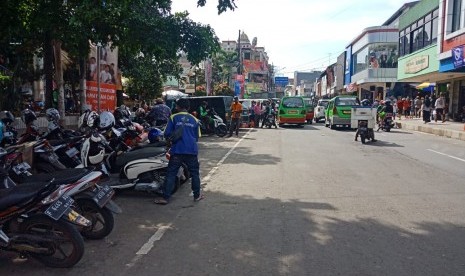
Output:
[437,0,465,118]
[237,31,271,99]
[344,2,418,101]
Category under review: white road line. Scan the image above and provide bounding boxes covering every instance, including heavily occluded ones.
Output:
[427,149,465,162]
[126,129,251,269]
[202,128,252,184]
[136,225,172,255]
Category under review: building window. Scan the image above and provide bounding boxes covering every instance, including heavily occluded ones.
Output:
[353,46,369,74]
[399,8,438,57]
[451,0,462,33]
[432,16,438,44]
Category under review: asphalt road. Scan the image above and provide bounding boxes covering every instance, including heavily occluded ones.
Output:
[1,123,465,275]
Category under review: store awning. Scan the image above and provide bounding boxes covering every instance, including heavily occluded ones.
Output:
[415,82,435,90]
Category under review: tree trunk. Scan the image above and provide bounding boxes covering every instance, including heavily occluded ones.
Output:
[79,57,87,112]
[53,40,65,121]
[44,33,54,108]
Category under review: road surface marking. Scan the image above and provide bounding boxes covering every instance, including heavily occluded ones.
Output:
[126,129,251,269]
[427,149,465,162]
[202,128,252,184]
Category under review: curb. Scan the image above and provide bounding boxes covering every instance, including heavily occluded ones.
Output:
[398,122,465,142]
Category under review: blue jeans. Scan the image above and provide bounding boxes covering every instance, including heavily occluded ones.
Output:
[163,154,201,201]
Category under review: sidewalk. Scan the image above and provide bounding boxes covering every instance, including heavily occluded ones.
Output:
[396,117,465,142]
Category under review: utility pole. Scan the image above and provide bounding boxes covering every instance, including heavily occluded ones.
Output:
[237,30,242,75]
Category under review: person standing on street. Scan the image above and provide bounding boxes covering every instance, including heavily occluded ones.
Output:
[154,98,204,205]
[147,98,171,127]
[253,100,262,128]
[414,96,422,118]
[396,97,404,120]
[422,95,432,123]
[434,93,446,123]
[228,96,243,137]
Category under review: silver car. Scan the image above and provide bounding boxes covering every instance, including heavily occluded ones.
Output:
[314,99,329,123]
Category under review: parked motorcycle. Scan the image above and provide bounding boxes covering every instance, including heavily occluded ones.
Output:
[1,148,120,240]
[0,169,90,267]
[199,108,228,137]
[80,132,187,195]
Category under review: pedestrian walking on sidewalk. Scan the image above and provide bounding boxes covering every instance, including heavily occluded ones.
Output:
[434,93,446,123]
[422,95,432,123]
[154,98,204,205]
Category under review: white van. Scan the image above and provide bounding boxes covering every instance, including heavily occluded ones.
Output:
[314,99,329,123]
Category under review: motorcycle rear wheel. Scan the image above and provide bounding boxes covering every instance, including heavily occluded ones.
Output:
[19,214,85,268]
[216,125,227,137]
[75,199,114,240]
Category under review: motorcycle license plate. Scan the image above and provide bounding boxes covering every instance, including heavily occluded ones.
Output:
[65,147,79,157]
[12,162,31,175]
[359,127,367,131]
[45,195,74,221]
[92,185,114,208]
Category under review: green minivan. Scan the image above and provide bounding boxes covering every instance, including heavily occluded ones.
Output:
[278,96,306,126]
[324,96,359,129]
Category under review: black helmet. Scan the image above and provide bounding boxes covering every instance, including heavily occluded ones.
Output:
[21,109,37,125]
[176,98,189,109]
[361,99,370,107]
[0,111,15,125]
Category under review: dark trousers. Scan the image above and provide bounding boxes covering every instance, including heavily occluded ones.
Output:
[163,154,201,200]
[229,118,240,135]
[423,110,431,122]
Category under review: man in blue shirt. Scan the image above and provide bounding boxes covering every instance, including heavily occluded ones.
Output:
[147,98,171,127]
[154,98,204,204]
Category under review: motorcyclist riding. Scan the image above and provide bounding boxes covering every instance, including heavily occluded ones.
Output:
[198,101,212,133]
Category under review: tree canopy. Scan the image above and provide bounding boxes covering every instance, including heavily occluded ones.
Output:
[0,0,238,109]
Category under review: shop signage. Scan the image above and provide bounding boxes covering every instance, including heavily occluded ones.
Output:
[85,81,116,111]
[452,45,464,68]
[405,55,429,74]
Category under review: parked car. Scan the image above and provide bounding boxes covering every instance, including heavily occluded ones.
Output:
[303,98,314,124]
[314,99,329,123]
[278,96,306,126]
[325,96,360,129]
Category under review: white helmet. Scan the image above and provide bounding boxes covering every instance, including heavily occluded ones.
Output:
[46,108,60,122]
[99,111,115,130]
[78,110,99,129]
[81,133,105,166]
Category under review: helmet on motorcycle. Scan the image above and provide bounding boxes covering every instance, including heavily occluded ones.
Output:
[21,109,37,125]
[45,108,60,122]
[0,111,15,125]
[86,133,105,165]
[385,100,392,106]
[99,111,115,130]
[148,127,163,143]
[135,108,146,118]
[114,105,131,120]
[361,99,370,107]
[78,110,99,129]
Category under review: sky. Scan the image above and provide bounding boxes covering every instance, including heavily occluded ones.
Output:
[171,0,413,78]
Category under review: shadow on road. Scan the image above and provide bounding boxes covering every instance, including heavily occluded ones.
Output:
[362,140,405,147]
[1,188,464,276]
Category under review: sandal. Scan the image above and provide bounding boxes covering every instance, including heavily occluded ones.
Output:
[154,198,168,205]
[194,194,205,202]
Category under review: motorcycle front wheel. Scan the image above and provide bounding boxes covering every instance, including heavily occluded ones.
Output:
[75,198,114,240]
[19,214,85,268]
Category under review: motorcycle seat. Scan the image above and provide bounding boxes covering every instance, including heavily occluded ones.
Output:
[20,168,91,185]
[0,182,48,211]
[113,147,166,172]
[48,136,83,146]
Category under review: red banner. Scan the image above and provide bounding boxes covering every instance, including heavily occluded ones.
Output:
[86,81,117,111]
